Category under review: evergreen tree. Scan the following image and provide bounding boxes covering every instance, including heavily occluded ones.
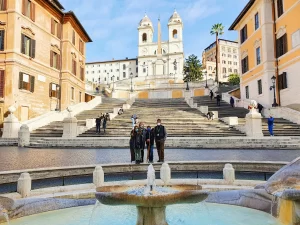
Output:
[183,54,203,82]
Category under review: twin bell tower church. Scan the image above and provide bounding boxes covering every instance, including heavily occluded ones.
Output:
[137,11,184,80]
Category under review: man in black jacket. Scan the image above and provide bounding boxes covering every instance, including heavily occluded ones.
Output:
[146,126,155,163]
[154,119,167,162]
[95,115,102,134]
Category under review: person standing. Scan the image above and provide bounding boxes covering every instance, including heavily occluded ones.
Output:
[268,116,275,136]
[95,115,101,134]
[230,97,235,108]
[216,94,221,106]
[139,122,147,162]
[154,119,167,163]
[210,90,214,101]
[146,126,154,163]
[257,103,264,114]
[102,115,107,134]
[131,115,135,128]
[133,126,143,164]
[129,128,136,163]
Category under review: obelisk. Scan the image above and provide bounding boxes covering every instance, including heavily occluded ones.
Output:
[155,17,164,75]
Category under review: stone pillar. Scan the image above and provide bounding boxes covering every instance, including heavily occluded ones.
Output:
[62,115,78,139]
[223,164,235,184]
[17,173,31,198]
[93,166,104,187]
[18,124,30,147]
[2,106,21,138]
[160,163,171,185]
[212,111,219,119]
[245,110,263,137]
[199,106,208,114]
[204,88,210,96]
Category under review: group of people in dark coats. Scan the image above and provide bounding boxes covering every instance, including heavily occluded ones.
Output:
[129,119,167,164]
[95,113,110,134]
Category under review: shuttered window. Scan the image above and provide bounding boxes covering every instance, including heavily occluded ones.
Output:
[278,72,288,90]
[51,18,62,39]
[245,86,249,99]
[79,39,84,54]
[276,34,287,57]
[80,67,84,81]
[72,59,77,75]
[49,83,60,98]
[277,0,284,17]
[19,72,35,92]
[0,70,4,98]
[0,30,4,51]
[241,56,249,74]
[258,79,262,95]
[22,0,35,21]
[21,34,36,58]
[240,25,248,44]
[72,30,75,45]
[50,51,61,69]
[0,0,7,10]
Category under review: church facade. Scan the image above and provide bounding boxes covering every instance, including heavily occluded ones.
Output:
[137,11,184,79]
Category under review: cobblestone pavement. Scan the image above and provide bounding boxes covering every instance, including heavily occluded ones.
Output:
[0,147,299,171]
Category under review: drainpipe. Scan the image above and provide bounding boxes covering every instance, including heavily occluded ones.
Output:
[59,14,65,111]
[271,0,280,106]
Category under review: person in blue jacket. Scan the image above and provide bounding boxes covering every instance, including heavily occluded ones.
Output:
[268,116,275,136]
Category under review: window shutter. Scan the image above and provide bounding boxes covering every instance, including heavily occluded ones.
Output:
[22,0,26,15]
[51,18,55,35]
[57,23,61,39]
[57,54,61,70]
[58,85,61,100]
[0,30,4,51]
[30,75,35,92]
[19,72,23,89]
[2,0,7,10]
[31,2,35,21]
[0,70,4,98]
[245,25,247,39]
[283,72,287,89]
[74,61,77,75]
[49,82,52,97]
[72,30,75,45]
[30,39,36,58]
[50,50,53,67]
[283,34,287,54]
[21,34,25,54]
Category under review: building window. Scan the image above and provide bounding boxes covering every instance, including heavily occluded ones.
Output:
[0,0,7,10]
[234,62,238,65]
[49,83,60,98]
[116,69,119,72]
[72,30,75,46]
[21,34,35,58]
[142,33,147,42]
[278,72,288,90]
[240,25,248,44]
[254,13,259,30]
[19,72,35,92]
[80,67,84,81]
[123,64,126,70]
[208,66,212,70]
[50,51,61,69]
[228,61,232,65]
[228,54,231,58]
[256,47,261,65]
[79,39,84,54]
[258,79,262,95]
[123,72,126,78]
[276,34,287,57]
[117,77,119,80]
[98,70,100,73]
[222,60,226,64]
[72,59,77,75]
[233,55,237,59]
[0,30,5,51]
[104,77,106,81]
[79,91,82,103]
[71,87,74,100]
[277,0,284,17]
[0,70,5,97]
[222,68,227,73]
[233,49,237,53]
[241,56,249,74]
[228,68,232,73]
[110,69,113,72]
[51,19,61,39]
[22,0,35,21]
[227,48,231,53]
[173,29,178,39]
[245,86,249,99]
[234,69,238,73]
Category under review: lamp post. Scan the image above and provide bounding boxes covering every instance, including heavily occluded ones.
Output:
[203,69,208,88]
[185,66,190,91]
[112,75,115,92]
[130,72,133,92]
[270,75,278,107]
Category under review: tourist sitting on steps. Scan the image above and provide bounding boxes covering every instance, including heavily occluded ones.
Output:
[207,111,214,120]
[133,126,144,164]
[118,107,124,115]
[146,126,155,163]
[154,119,167,163]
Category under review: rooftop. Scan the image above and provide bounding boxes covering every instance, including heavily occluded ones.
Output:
[86,58,137,65]
[204,39,238,51]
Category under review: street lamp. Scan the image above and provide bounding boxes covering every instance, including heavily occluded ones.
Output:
[185,66,190,91]
[270,75,278,107]
[203,69,208,88]
[130,72,133,92]
[112,75,115,92]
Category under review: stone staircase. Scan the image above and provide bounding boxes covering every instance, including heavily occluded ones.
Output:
[193,96,300,137]
[80,98,246,137]
[30,98,125,138]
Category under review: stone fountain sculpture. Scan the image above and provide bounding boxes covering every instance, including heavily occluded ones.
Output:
[96,164,208,225]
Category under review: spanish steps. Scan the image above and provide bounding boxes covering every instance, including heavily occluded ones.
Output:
[192,96,300,137]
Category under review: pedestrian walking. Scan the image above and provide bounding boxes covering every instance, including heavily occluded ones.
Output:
[268,116,275,136]
[146,126,155,163]
[230,97,235,107]
[133,126,144,164]
[139,122,147,162]
[129,128,135,163]
[95,115,102,134]
[103,115,107,134]
[210,90,214,101]
[154,119,167,163]
[216,94,221,106]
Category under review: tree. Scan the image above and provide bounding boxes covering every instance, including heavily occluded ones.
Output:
[228,74,240,85]
[183,54,203,82]
[210,23,224,84]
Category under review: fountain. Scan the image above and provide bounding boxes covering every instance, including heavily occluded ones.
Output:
[96,164,208,225]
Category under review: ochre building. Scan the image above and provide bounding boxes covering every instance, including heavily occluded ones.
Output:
[229,0,300,107]
[0,0,92,124]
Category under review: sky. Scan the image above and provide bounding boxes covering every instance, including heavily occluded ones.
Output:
[59,0,249,63]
